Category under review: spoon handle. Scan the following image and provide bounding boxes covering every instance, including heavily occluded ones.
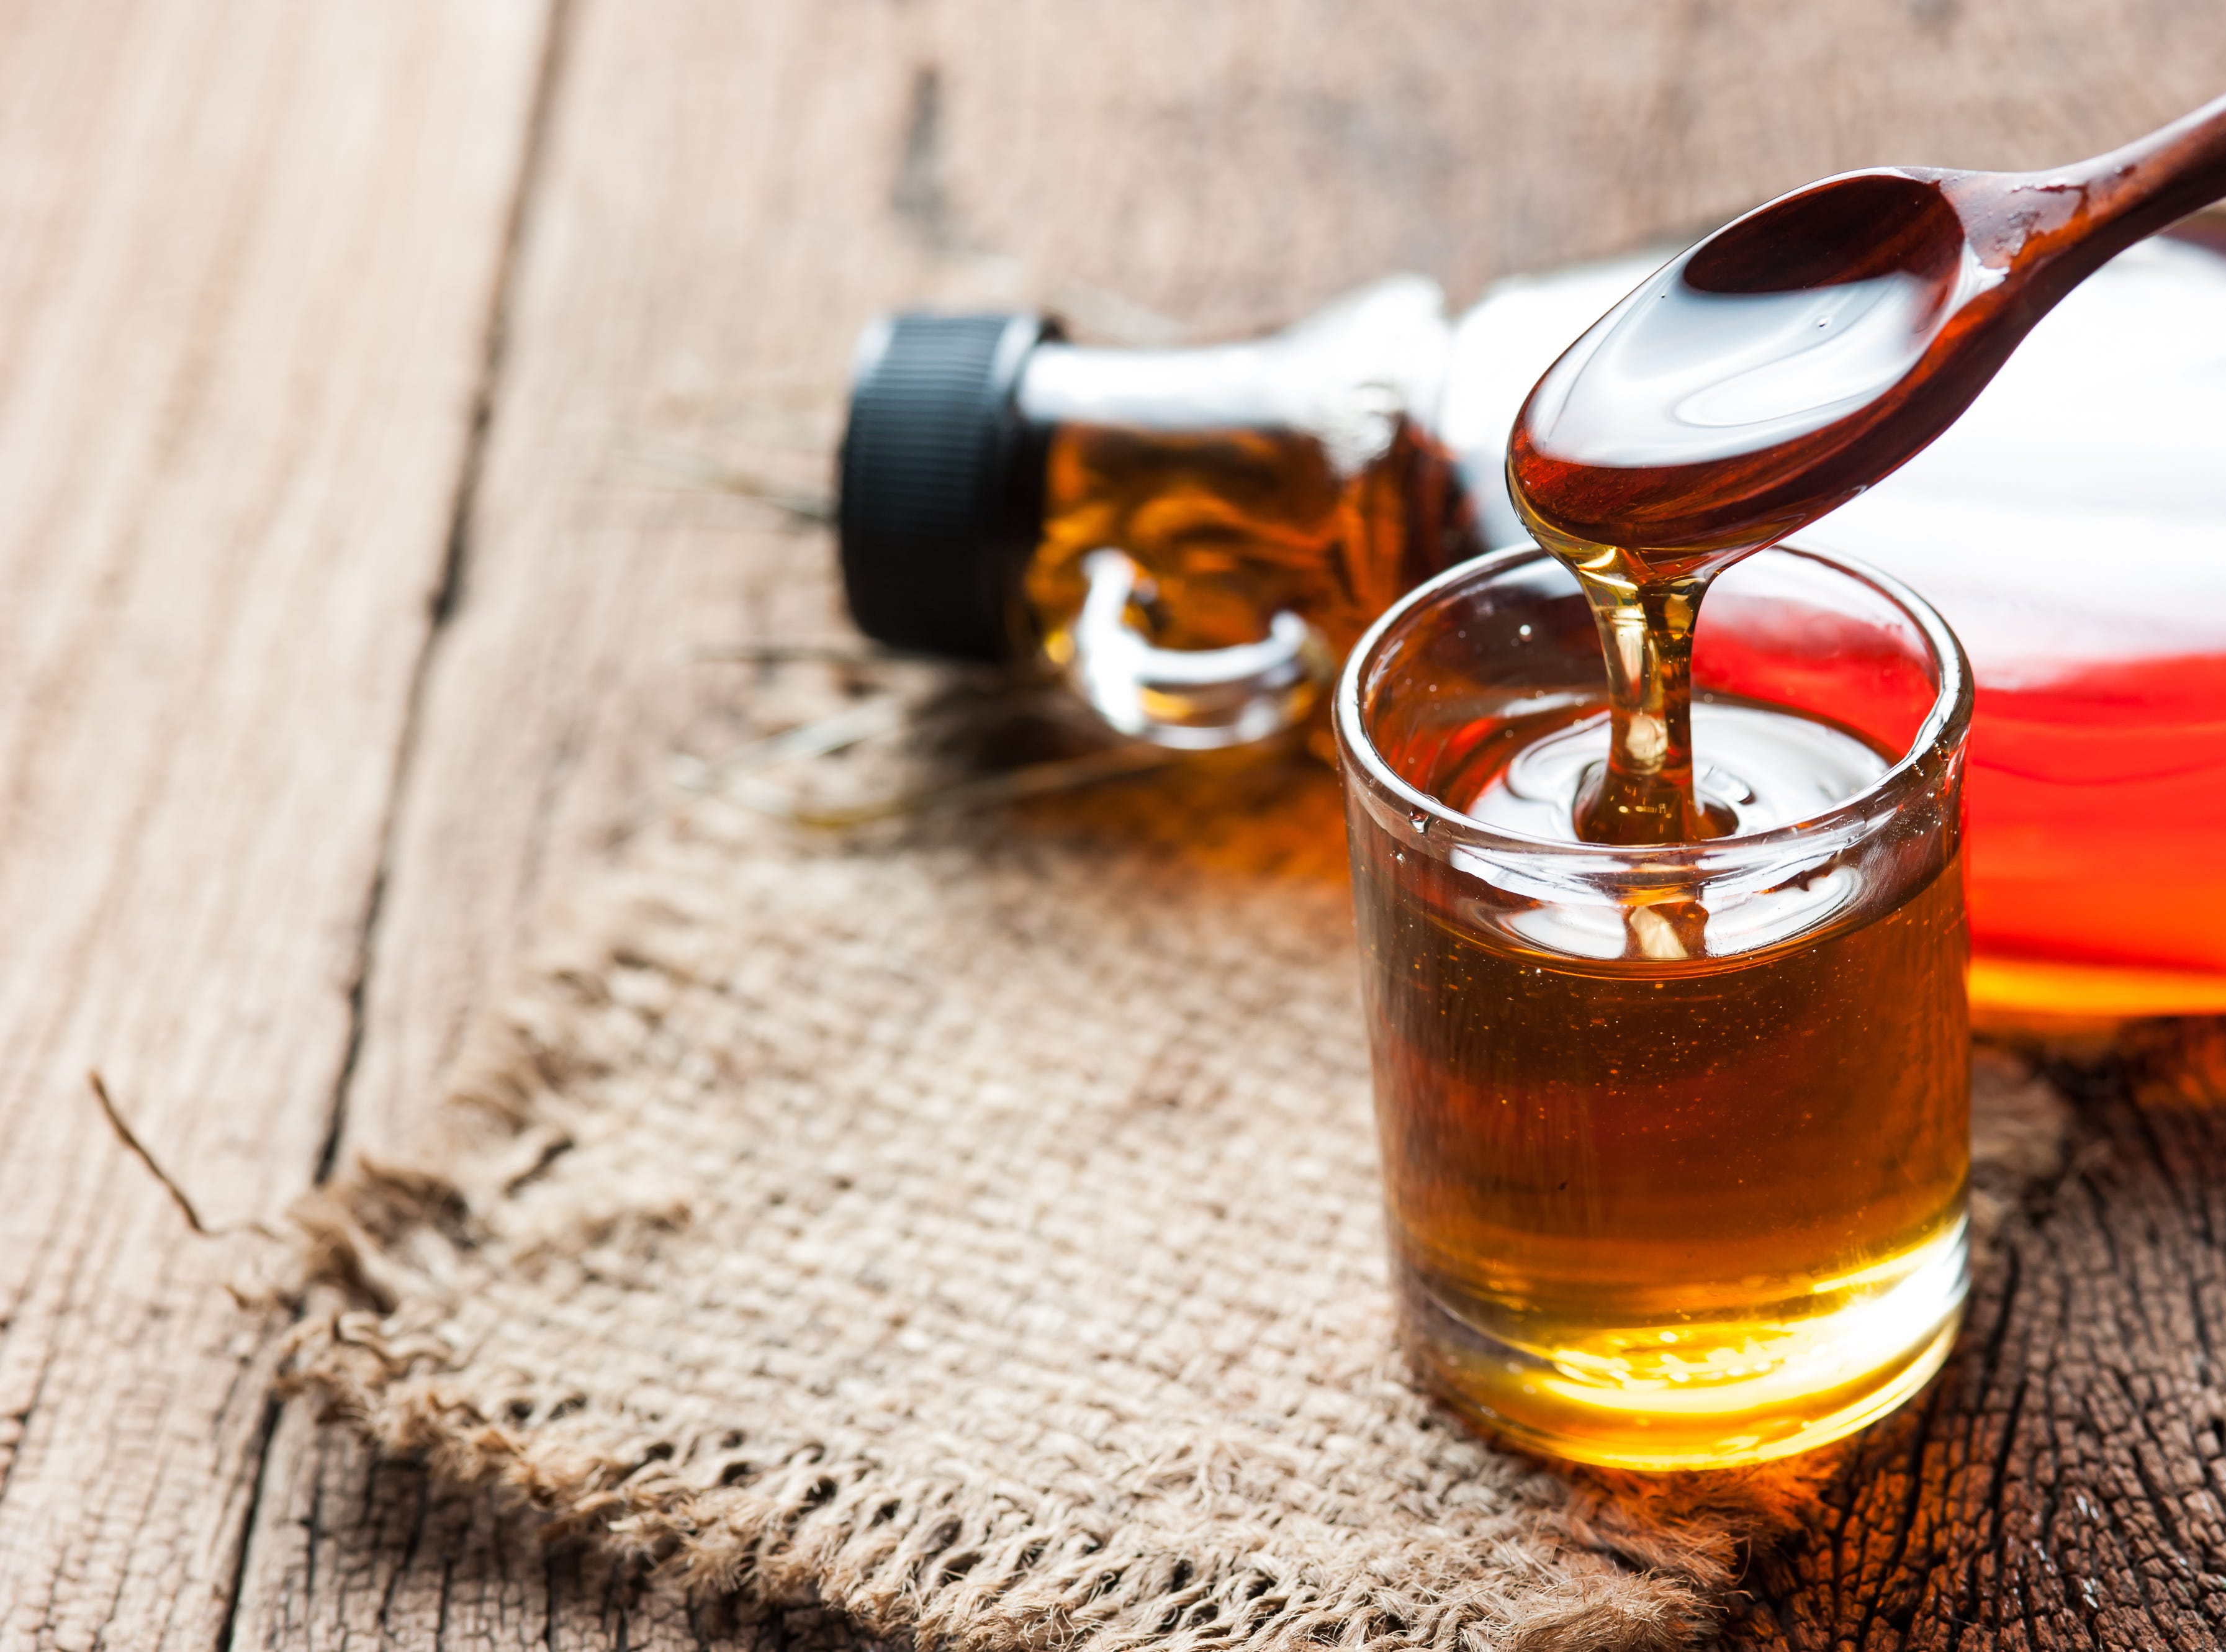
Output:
[1947,94,2226,294]
[2068,91,2226,243]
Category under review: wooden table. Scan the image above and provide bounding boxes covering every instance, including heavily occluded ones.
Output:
[7,4,2226,1646]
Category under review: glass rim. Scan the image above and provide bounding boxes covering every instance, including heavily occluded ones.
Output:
[1333,539,1975,870]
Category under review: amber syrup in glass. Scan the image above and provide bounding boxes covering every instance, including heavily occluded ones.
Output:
[1355,684,1969,1468]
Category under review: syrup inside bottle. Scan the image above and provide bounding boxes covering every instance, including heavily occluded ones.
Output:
[1009,278,1475,744]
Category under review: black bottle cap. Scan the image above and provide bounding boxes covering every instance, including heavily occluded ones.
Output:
[837,310,1062,662]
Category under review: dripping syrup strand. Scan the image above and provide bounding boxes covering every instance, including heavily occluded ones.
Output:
[1525,530,1734,847]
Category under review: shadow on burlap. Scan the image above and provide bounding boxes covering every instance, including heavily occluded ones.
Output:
[284,751,2069,1652]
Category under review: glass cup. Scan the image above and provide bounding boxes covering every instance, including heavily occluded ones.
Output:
[1335,543,1974,1471]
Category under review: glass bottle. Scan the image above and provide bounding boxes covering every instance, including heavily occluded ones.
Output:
[835,227,2226,1015]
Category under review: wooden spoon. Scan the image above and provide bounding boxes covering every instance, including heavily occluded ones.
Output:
[1507,93,2226,578]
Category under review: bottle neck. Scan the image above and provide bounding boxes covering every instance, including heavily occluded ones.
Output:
[1017,337,1315,432]
[1016,274,1453,458]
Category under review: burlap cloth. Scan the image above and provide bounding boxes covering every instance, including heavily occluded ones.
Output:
[286,726,2066,1652]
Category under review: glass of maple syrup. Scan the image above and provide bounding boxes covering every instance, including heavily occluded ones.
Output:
[1336,543,1973,1470]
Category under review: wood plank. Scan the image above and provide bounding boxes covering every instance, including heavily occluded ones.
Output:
[0,1,549,1645]
[232,0,2226,1644]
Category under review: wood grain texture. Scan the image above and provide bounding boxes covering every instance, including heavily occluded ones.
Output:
[0,1,547,1645]
[232,0,940,1642]
[8,0,2225,1645]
